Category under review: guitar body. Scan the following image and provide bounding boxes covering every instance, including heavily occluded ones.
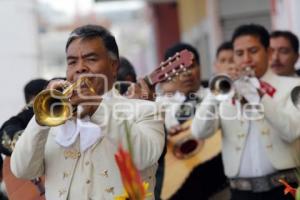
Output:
[161,128,222,200]
[3,157,45,200]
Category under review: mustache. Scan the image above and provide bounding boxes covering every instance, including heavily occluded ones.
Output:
[271,62,283,67]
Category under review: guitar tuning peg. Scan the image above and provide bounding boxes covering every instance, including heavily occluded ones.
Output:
[168,77,172,81]
[175,73,179,76]
[180,64,184,69]
[183,68,187,71]
[164,73,169,78]
[172,69,176,73]
[160,61,168,67]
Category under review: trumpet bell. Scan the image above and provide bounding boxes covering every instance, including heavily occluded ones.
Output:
[291,86,300,110]
[209,74,234,101]
[33,89,72,127]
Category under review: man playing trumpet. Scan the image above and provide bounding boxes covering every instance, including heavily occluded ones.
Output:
[192,24,300,200]
[11,25,165,200]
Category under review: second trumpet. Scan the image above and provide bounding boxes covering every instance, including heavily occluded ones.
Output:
[209,74,234,101]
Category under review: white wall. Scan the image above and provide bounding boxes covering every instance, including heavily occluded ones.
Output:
[219,0,271,40]
[0,0,39,125]
[181,19,213,80]
[219,0,270,17]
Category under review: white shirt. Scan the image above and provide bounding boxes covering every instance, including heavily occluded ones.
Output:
[238,120,276,178]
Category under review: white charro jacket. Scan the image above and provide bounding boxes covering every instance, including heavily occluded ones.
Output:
[11,94,165,200]
[191,70,300,178]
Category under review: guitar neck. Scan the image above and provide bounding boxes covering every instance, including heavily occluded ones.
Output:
[143,74,156,87]
[141,49,194,87]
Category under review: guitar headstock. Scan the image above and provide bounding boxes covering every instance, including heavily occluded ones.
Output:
[146,49,194,86]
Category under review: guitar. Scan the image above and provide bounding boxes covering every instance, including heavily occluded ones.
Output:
[120,49,222,199]
[144,49,194,85]
[120,49,221,199]
[161,120,222,199]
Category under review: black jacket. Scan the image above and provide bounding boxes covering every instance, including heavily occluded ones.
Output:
[0,107,33,156]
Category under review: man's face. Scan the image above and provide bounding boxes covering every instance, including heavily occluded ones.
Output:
[215,50,238,78]
[66,37,118,96]
[233,35,269,78]
[215,49,234,71]
[269,36,298,76]
[162,60,201,95]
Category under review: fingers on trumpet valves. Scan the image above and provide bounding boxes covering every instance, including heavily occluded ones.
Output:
[62,81,72,89]
[47,79,71,91]
[240,65,255,77]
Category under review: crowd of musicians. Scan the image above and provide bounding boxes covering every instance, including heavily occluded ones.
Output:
[0,23,300,200]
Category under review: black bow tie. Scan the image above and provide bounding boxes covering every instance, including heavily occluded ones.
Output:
[185,93,201,103]
[175,94,202,124]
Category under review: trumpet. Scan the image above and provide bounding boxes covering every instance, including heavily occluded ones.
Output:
[291,86,300,110]
[209,66,255,101]
[33,77,94,127]
[209,74,234,101]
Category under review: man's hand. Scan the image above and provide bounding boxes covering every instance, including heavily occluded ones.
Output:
[69,88,102,118]
[168,124,189,137]
[46,79,70,92]
[46,79,102,118]
[234,77,261,104]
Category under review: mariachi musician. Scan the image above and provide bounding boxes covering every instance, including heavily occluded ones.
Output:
[156,43,229,200]
[0,78,48,200]
[192,24,300,200]
[10,25,165,200]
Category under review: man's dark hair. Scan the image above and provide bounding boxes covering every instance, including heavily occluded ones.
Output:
[216,41,233,58]
[117,57,137,83]
[164,42,200,65]
[24,78,48,103]
[270,30,299,53]
[116,57,137,94]
[65,24,119,60]
[232,24,270,49]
